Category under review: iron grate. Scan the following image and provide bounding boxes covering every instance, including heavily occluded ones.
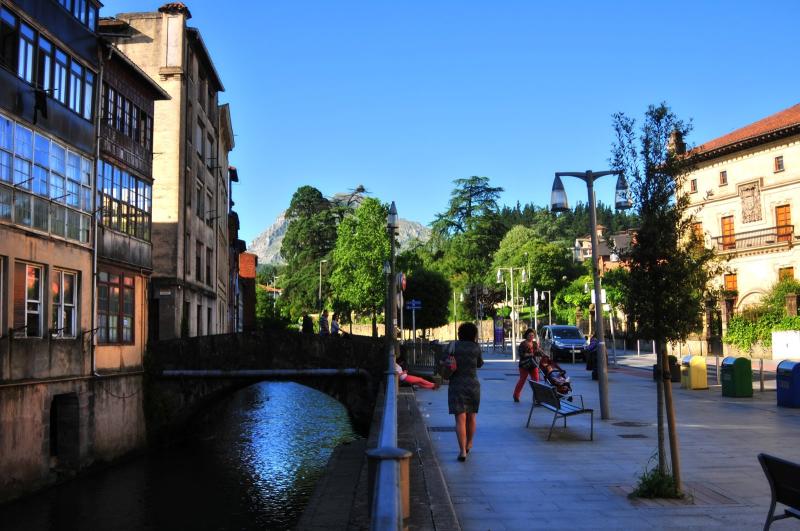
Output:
[428,426,456,432]
[618,434,648,439]
[613,421,651,427]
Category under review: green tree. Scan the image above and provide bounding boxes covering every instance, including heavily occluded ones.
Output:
[329,198,390,336]
[279,186,337,319]
[611,102,719,494]
[400,269,451,334]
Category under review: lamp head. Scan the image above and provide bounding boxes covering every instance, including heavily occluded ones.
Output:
[387,201,398,227]
[496,269,502,284]
[614,173,632,210]
[550,175,569,212]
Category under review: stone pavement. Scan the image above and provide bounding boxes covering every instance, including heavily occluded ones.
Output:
[414,352,800,530]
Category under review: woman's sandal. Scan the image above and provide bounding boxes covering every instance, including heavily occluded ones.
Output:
[457,453,467,462]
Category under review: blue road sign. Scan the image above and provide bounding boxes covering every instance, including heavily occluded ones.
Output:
[405,299,422,310]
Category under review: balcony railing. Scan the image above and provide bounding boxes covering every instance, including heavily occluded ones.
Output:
[711,224,794,252]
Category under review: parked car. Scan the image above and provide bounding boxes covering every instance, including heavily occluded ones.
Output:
[539,325,587,362]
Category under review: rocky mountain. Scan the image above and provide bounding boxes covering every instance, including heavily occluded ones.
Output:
[248,210,431,266]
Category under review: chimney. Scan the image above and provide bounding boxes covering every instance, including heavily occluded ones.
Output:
[158,2,192,19]
[669,130,686,155]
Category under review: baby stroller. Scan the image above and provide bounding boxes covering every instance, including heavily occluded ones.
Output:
[536,355,573,396]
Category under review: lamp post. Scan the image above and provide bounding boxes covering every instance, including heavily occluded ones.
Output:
[551,169,631,420]
[386,202,398,344]
[497,267,527,360]
[318,259,328,311]
[540,290,552,325]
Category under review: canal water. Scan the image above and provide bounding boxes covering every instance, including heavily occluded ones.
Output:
[0,381,360,531]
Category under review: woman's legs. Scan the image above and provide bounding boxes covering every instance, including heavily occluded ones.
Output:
[454,413,467,458]
[513,367,529,401]
[465,413,477,452]
[404,374,435,389]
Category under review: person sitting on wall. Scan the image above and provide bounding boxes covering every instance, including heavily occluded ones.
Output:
[396,356,437,390]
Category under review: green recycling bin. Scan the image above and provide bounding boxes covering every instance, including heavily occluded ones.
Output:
[720,356,753,397]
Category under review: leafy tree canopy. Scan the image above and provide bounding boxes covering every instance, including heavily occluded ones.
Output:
[400,269,451,331]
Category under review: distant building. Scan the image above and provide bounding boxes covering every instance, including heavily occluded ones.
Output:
[684,103,800,324]
[573,226,634,273]
[238,252,258,331]
[108,3,237,339]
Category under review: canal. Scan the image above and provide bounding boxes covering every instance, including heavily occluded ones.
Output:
[0,381,360,530]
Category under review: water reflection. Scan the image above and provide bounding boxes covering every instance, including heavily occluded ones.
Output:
[0,381,359,531]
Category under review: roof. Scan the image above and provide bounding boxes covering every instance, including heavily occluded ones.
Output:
[100,39,171,101]
[690,103,800,160]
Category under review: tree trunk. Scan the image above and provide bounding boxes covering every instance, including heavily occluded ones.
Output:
[661,342,682,492]
[655,340,666,475]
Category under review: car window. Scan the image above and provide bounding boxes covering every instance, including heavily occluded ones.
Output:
[553,327,582,339]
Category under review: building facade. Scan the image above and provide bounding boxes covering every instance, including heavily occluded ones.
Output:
[685,103,800,326]
[0,0,158,502]
[109,3,235,339]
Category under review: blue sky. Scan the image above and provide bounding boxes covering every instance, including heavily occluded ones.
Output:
[103,1,800,244]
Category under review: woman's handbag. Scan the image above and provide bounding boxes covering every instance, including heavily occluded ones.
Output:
[438,342,458,379]
[519,356,534,370]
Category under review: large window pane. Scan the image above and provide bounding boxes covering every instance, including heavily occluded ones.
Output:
[14,124,32,159]
[36,36,52,91]
[69,61,83,113]
[50,142,65,174]
[83,71,94,120]
[51,204,65,236]
[33,134,49,167]
[0,114,12,151]
[32,164,47,196]
[0,151,11,182]
[0,8,18,72]
[0,185,11,220]
[54,50,67,104]
[17,23,34,83]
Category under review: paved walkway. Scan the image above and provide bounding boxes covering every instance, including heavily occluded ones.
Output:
[414,353,800,530]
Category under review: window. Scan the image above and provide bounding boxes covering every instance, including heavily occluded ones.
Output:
[14,262,42,337]
[776,205,792,243]
[1,7,17,72]
[774,156,785,172]
[689,178,697,194]
[197,304,203,336]
[206,134,214,169]
[68,60,83,114]
[724,273,737,293]
[51,269,77,337]
[82,71,93,120]
[97,270,134,344]
[205,190,212,226]
[206,248,212,285]
[103,84,115,127]
[96,159,151,240]
[719,170,727,186]
[196,241,202,282]
[17,22,34,83]
[195,120,204,159]
[36,36,52,91]
[721,215,735,250]
[779,267,795,281]
[54,49,68,104]
[196,183,204,219]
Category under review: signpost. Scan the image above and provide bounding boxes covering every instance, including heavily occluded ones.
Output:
[405,299,422,361]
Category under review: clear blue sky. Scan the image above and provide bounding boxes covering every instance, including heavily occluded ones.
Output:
[104,1,800,245]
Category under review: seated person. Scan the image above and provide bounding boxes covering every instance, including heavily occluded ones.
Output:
[395,357,437,390]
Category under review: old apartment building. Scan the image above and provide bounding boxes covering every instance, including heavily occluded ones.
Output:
[685,103,800,321]
[0,0,164,502]
[108,3,236,339]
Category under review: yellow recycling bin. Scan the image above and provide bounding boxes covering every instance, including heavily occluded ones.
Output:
[680,355,708,390]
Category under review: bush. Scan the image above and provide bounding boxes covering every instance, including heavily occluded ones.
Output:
[630,455,683,499]
[724,279,800,350]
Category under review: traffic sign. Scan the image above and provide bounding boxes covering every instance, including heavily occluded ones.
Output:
[405,299,422,310]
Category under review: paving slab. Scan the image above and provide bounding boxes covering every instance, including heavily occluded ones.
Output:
[414,355,800,530]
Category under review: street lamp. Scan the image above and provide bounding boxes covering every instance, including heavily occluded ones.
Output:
[551,169,631,420]
[386,201,398,343]
[318,259,328,310]
[497,266,527,360]
[540,290,552,325]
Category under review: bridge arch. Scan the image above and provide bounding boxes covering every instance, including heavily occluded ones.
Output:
[145,330,387,443]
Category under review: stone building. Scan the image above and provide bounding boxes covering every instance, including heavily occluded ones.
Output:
[108,3,236,339]
[0,0,151,502]
[684,103,800,331]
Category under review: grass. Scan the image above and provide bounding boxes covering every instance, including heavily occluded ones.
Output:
[630,456,684,499]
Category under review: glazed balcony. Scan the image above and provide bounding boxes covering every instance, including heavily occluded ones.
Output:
[712,224,795,252]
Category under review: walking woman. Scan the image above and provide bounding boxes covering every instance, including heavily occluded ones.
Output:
[448,322,484,461]
[513,329,541,402]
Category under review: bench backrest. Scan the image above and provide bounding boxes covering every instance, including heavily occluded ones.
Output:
[529,380,560,409]
[759,453,800,511]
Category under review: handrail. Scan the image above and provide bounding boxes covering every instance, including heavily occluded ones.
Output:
[368,345,409,530]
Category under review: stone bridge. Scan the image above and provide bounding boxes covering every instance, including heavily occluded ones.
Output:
[145,330,387,441]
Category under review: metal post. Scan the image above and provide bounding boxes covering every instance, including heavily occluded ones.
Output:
[637,339,640,357]
[510,270,516,361]
[759,358,764,392]
[587,180,611,419]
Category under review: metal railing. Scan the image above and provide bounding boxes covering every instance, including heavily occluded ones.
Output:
[367,345,411,530]
[400,340,440,369]
[711,224,794,252]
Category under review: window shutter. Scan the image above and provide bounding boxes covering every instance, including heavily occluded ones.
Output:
[13,262,26,330]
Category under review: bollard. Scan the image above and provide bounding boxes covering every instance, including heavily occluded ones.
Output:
[637,339,640,357]
[366,446,413,527]
[759,358,765,393]
[715,355,720,384]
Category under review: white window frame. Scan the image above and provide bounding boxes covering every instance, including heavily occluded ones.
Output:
[51,269,77,338]
[16,262,42,337]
